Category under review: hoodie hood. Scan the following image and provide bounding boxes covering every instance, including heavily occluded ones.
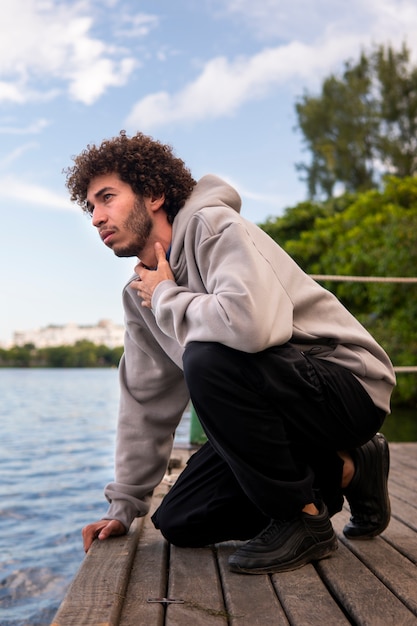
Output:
[170,175,241,268]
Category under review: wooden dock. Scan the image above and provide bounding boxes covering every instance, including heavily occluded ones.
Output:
[51,443,417,626]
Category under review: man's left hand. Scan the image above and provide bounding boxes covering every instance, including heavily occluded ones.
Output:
[131,242,175,308]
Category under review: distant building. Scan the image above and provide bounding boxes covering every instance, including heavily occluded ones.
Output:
[12,319,124,349]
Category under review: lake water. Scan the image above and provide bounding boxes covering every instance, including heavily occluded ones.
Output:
[0,368,189,626]
[0,368,415,625]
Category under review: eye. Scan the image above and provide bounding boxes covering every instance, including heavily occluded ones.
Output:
[103,193,113,202]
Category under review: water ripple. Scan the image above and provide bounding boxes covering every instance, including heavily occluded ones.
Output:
[0,368,190,625]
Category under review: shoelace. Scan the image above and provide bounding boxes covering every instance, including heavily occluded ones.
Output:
[256,517,295,544]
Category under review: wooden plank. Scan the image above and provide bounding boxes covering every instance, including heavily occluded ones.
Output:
[166,545,227,625]
[380,515,417,564]
[217,542,290,626]
[389,461,417,488]
[333,510,417,617]
[389,482,417,530]
[390,451,417,474]
[317,534,417,625]
[271,560,350,625]
[51,448,192,626]
[390,443,417,470]
[119,448,193,626]
[117,514,167,626]
[52,444,417,626]
[51,517,143,626]
[390,449,417,474]
[390,495,417,533]
[387,444,417,498]
[389,478,417,506]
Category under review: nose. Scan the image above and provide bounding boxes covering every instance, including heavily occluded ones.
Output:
[91,205,107,228]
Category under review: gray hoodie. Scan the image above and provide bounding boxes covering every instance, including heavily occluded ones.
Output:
[103,175,395,530]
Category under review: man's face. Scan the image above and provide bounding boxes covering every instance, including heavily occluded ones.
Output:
[87,173,153,258]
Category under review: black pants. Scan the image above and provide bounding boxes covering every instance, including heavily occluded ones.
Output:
[152,342,385,547]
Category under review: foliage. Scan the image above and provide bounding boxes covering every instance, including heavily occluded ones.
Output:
[0,341,123,368]
[295,43,417,198]
[258,176,417,408]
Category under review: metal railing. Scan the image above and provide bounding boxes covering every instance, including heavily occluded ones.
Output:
[310,274,417,373]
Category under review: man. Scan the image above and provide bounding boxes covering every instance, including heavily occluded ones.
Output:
[65,130,395,574]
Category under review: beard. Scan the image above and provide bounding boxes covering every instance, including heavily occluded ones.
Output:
[113,197,153,258]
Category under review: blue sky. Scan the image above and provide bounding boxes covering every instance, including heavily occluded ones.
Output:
[1,0,416,345]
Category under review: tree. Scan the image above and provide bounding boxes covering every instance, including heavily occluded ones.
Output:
[260,194,354,250]
[376,45,417,178]
[281,176,417,323]
[1,344,35,367]
[258,176,417,407]
[295,43,417,199]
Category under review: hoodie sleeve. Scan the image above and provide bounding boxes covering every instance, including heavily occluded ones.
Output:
[103,286,189,530]
[152,213,295,353]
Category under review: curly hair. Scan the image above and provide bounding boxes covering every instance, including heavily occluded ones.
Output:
[64,130,196,223]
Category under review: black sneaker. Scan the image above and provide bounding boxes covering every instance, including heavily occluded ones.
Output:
[228,502,337,574]
[343,432,391,539]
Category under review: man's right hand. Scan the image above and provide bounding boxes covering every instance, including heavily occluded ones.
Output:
[82,519,126,552]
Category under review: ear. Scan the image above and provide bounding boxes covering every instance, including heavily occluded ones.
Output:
[147,193,165,213]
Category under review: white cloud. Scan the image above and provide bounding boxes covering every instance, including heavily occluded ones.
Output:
[0,81,28,104]
[68,57,136,105]
[212,0,343,41]
[215,0,417,45]
[0,119,50,135]
[125,37,355,130]
[0,144,38,167]
[1,175,75,211]
[116,12,159,38]
[126,0,417,130]
[0,0,138,105]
